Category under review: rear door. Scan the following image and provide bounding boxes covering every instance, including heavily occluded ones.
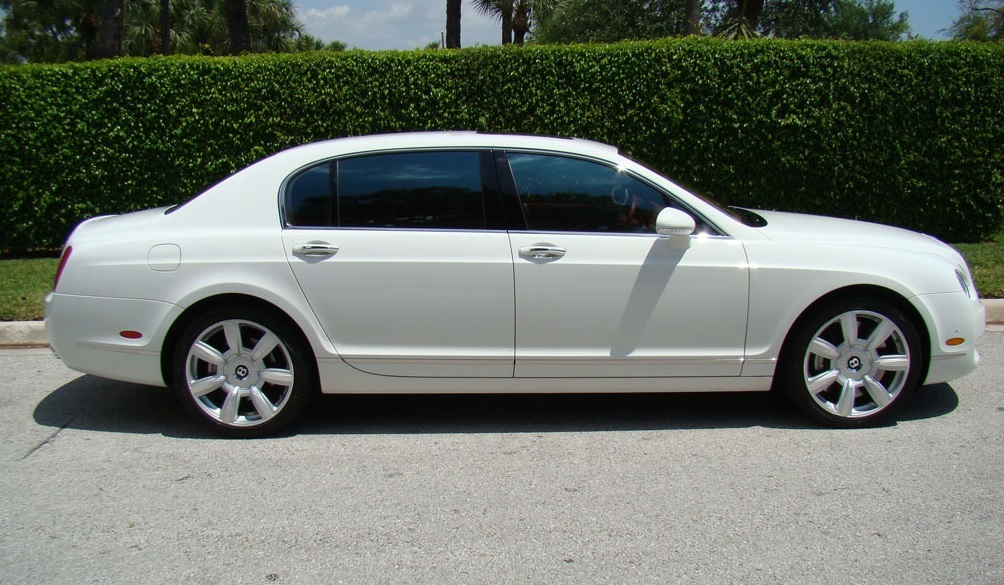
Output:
[281,150,515,378]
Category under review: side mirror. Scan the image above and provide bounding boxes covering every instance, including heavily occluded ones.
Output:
[655,207,695,250]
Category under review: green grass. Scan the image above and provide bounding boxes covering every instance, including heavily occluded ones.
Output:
[953,230,1004,300]
[1,235,1001,321]
[0,257,58,321]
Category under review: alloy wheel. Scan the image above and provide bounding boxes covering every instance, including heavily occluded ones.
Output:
[802,309,912,420]
[183,318,295,428]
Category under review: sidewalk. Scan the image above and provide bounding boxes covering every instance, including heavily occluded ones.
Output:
[4,299,1003,349]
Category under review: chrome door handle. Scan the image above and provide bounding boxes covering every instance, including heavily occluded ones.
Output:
[292,242,339,257]
[518,245,567,260]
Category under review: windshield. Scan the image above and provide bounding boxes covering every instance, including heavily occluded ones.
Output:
[619,151,768,228]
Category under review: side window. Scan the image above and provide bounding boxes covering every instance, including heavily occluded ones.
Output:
[339,151,485,229]
[285,163,333,227]
[284,151,486,229]
[506,152,678,234]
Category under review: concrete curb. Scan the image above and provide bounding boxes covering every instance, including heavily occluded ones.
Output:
[987,298,1004,325]
[3,299,1003,348]
[0,321,48,348]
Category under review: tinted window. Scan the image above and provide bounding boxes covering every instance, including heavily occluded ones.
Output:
[506,153,671,234]
[284,151,486,229]
[285,163,333,227]
[339,151,485,229]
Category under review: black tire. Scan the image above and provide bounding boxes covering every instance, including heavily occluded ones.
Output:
[171,305,315,438]
[778,296,923,428]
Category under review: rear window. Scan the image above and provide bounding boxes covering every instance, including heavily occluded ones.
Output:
[285,163,333,227]
[285,151,486,229]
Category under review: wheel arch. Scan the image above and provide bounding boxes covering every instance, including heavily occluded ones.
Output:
[775,285,932,384]
[160,293,320,389]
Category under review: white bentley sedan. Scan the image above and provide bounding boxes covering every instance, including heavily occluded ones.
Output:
[45,132,984,437]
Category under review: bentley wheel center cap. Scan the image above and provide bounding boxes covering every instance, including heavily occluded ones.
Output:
[839,349,872,380]
[226,358,258,384]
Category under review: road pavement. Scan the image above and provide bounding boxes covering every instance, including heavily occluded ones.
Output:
[1,333,1002,584]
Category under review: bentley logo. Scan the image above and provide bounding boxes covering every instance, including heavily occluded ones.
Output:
[235,365,250,380]
[847,356,862,372]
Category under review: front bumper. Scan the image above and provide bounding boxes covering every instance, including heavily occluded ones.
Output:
[918,292,985,385]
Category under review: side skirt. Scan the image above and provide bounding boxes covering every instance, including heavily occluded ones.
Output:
[316,357,771,394]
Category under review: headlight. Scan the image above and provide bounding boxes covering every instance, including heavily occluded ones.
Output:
[956,269,977,300]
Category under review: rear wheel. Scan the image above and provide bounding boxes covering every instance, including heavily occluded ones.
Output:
[779,297,923,427]
[172,306,314,438]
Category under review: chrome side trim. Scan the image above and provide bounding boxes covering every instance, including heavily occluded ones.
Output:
[341,355,744,367]
[77,340,159,356]
[515,356,744,367]
[343,356,512,366]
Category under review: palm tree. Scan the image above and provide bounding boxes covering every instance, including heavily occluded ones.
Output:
[684,0,701,35]
[247,0,303,52]
[125,0,305,56]
[3,0,306,61]
[473,0,513,43]
[471,0,556,45]
[716,0,763,38]
[161,0,171,54]
[446,0,461,47]
[125,0,222,55]
[224,0,250,53]
[99,0,124,57]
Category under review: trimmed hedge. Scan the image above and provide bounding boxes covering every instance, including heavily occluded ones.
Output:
[1,39,1002,253]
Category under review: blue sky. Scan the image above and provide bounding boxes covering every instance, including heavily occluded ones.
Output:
[291,1,965,50]
[896,0,964,39]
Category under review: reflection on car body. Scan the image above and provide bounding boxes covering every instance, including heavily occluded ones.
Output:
[45,132,984,437]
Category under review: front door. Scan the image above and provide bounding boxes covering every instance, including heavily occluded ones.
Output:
[503,152,749,378]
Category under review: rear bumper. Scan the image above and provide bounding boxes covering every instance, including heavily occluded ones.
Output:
[45,292,181,387]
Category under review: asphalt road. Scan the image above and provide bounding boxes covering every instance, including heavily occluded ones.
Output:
[2,332,1002,585]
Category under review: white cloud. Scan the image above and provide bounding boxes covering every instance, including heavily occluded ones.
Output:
[295,1,501,50]
[303,5,351,20]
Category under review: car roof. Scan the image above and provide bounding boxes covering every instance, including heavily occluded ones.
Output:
[271,132,621,168]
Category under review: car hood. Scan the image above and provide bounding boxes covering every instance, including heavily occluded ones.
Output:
[751,210,966,266]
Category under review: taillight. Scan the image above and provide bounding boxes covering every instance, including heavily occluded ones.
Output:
[53,246,72,291]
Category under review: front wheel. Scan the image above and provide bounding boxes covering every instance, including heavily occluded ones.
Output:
[778,297,923,428]
[172,306,315,438]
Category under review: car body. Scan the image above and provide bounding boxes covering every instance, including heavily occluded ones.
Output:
[44,132,985,436]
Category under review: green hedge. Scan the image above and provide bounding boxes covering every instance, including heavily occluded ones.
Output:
[1,39,1002,253]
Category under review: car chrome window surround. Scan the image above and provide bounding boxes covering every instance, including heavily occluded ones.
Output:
[284,226,512,235]
[279,147,506,231]
[494,148,730,238]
